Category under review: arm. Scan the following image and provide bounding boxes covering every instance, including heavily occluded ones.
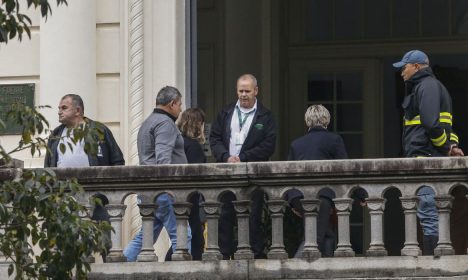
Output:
[103,126,125,165]
[238,112,277,162]
[44,138,53,167]
[209,111,230,162]
[185,139,206,164]
[333,135,348,159]
[154,120,178,164]
[418,81,450,155]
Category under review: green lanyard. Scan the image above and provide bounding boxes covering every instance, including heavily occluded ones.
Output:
[236,106,255,131]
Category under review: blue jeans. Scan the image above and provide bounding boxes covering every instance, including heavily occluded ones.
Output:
[123,193,192,261]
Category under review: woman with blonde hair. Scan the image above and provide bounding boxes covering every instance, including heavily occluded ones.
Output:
[177,108,206,163]
[285,104,348,258]
[177,107,207,260]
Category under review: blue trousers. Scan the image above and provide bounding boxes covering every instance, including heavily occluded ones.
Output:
[123,193,192,261]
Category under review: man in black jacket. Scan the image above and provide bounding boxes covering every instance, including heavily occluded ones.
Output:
[393,50,463,158]
[393,50,464,255]
[44,94,125,261]
[44,94,125,167]
[210,74,277,259]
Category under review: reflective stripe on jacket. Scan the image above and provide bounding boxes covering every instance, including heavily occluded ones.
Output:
[401,67,458,157]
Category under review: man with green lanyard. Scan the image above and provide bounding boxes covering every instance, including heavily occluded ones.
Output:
[210,74,277,259]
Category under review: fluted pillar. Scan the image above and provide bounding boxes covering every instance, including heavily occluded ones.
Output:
[267,200,288,259]
[128,0,145,165]
[172,202,192,261]
[40,0,96,126]
[333,198,355,257]
[136,203,157,262]
[366,198,387,256]
[400,196,421,256]
[106,204,128,262]
[301,199,321,260]
[202,202,222,261]
[233,200,254,260]
[434,195,454,256]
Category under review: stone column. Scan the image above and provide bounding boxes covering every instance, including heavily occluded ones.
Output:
[128,0,145,165]
[333,198,355,257]
[202,202,223,261]
[267,200,288,259]
[233,200,254,260]
[136,203,157,262]
[301,199,321,260]
[434,195,454,256]
[400,196,421,256]
[106,204,128,262]
[79,206,95,263]
[40,0,97,126]
[172,202,192,261]
[366,198,387,256]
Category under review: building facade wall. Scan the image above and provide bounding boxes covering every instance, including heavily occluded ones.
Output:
[0,0,190,168]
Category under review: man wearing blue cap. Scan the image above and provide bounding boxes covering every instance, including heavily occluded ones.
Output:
[393,49,463,158]
[393,50,464,255]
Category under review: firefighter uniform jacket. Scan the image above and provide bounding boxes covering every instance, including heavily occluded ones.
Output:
[402,67,459,157]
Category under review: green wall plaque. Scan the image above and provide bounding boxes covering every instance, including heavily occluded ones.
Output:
[0,84,35,135]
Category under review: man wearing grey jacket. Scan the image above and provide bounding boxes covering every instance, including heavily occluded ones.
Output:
[124,86,191,261]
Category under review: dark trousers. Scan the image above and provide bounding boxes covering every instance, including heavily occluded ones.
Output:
[91,205,112,262]
[188,194,205,260]
[218,190,265,259]
[422,235,438,255]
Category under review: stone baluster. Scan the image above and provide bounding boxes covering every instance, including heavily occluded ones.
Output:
[434,195,454,256]
[233,200,254,259]
[366,198,387,256]
[78,205,95,263]
[267,200,288,259]
[136,203,157,262]
[333,198,355,257]
[301,199,321,260]
[202,202,223,261]
[400,196,421,256]
[172,202,192,261]
[106,204,128,262]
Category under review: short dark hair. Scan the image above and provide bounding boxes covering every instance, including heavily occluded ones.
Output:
[61,94,84,115]
[156,86,182,106]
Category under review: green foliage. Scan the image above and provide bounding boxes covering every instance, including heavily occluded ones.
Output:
[0,103,112,279]
[0,0,68,43]
[2,103,51,161]
[0,169,112,280]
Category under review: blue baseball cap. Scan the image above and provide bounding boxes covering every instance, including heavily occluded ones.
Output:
[393,50,430,68]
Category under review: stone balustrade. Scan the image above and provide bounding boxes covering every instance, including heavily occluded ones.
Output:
[35,156,467,263]
[1,157,468,278]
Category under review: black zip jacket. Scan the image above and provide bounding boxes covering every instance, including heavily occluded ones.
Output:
[44,118,125,167]
[402,67,458,157]
[209,101,277,162]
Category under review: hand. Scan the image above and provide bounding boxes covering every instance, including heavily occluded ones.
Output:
[227,156,241,163]
[449,145,465,157]
[291,208,303,218]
